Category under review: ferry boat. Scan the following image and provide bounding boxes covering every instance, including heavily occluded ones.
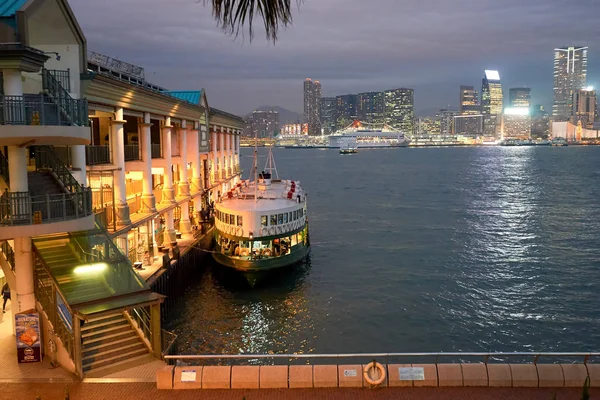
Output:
[212,146,310,284]
[551,137,568,146]
[329,120,410,148]
[339,138,358,154]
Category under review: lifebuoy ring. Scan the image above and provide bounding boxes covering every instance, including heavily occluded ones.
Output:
[363,362,386,386]
[269,227,275,235]
[237,227,243,236]
[277,226,283,234]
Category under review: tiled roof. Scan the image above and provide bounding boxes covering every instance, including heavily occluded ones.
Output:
[0,0,27,17]
[165,90,203,105]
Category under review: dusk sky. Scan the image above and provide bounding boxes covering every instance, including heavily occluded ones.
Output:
[70,0,599,116]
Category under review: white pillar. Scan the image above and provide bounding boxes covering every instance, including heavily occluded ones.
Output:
[164,209,176,245]
[8,146,28,192]
[191,121,202,194]
[2,69,23,96]
[111,108,130,226]
[161,117,176,204]
[180,201,191,234]
[211,129,218,184]
[14,237,34,312]
[70,145,86,187]
[235,133,240,168]
[140,112,156,212]
[219,130,225,180]
[177,121,190,197]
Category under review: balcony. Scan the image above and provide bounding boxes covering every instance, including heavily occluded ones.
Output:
[151,144,161,159]
[86,145,111,165]
[0,94,88,126]
[46,69,71,92]
[0,189,92,226]
[124,144,141,161]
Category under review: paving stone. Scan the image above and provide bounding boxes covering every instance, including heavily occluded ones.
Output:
[230,366,259,389]
[313,365,338,388]
[560,364,588,388]
[173,366,202,390]
[438,363,463,387]
[412,364,437,387]
[537,364,564,387]
[259,365,288,389]
[338,364,362,388]
[487,364,512,387]
[387,364,413,387]
[202,366,231,389]
[156,365,174,390]
[461,363,488,387]
[510,364,538,387]
[289,365,313,388]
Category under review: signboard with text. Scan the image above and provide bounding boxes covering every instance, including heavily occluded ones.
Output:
[15,311,42,363]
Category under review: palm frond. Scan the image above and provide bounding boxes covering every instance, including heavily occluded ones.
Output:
[205,0,299,42]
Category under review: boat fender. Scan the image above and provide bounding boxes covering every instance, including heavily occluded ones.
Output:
[269,227,275,236]
[363,361,386,386]
[277,226,282,234]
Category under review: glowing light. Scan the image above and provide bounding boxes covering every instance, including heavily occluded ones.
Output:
[73,263,108,275]
[504,107,530,116]
[585,86,594,91]
[485,70,500,80]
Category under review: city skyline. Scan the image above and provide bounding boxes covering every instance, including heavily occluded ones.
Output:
[67,0,600,116]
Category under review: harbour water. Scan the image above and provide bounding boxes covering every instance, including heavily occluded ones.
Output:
[166,146,600,356]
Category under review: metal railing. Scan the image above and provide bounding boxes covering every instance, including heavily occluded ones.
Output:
[0,151,9,184]
[86,145,111,165]
[35,146,83,193]
[0,94,88,126]
[162,330,178,364]
[130,306,153,347]
[124,144,140,161]
[164,352,600,365]
[0,189,92,225]
[41,68,88,127]
[1,240,15,270]
[47,69,71,92]
[151,143,162,159]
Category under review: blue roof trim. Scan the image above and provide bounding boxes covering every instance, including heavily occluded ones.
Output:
[165,90,203,106]
[0,0,27,17]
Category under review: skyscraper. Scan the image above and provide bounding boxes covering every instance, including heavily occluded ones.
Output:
[303,78,322,135]
[481,70,503,137]
[437,109,458,135]
[245,110,280,138]
[509,88,531,108]
[357,91,385,123]
[335,94,358,130]
[502,107,531,139]
[553,46,588,122]
[319,97,337,134]
[459,85,480,115]
[384,88,414,134]
[531,105,550,139]
[481,70,503,115]
[571,87,597,129]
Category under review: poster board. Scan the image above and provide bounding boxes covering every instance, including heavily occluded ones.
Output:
[15,310,42,363]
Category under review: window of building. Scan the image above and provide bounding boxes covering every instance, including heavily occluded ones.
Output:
[289,212,292,221]
[261,216,268,226]
[229,214,235,225]
[237,215,243,226]
[284,213,288,223]
[270,215,277,226]
[293,210,297,220]
[277,214,283,224]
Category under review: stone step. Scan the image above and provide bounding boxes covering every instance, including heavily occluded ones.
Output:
[82,322,131,341]
[82,347,149,372]
[82,330,135,347]
[82,341,147,364]
[82,336,142,357]
[82,317,128,334]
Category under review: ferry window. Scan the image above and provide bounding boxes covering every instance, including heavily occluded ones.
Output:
[284,213,288,223]
[230,214,235,225]
[289,212,292,221]
[299,209,303,218]
[237,215,243,226]
[270,215,277,226]
[277,214,283,224]
[261,216,267,226]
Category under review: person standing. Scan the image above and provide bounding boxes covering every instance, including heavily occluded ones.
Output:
[2,282,10,313]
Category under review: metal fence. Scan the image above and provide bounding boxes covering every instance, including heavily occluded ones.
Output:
[0,189,93,225]
[0,94,88,126]
[164,352,600,366]
[86,145,111,165]
[151,143,162,159]
[47,69,71,92]
[124,144,140,161]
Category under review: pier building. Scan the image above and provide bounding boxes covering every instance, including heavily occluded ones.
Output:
[0,0,243,378]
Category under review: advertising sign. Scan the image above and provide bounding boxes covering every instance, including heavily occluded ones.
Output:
[15,311,42,363]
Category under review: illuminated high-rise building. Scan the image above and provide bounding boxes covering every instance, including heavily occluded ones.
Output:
[459,85,480,115]
[502,107,531,139]
[357,91,385,123]
[553,46,588,121]
[571,87,597,129]
[384,88,414,134]
[509,87,531,108]
[453,114,483,135]
[335,94,358,130]
[437,109,458,135]
[245,110,279,138]
[531,105,550,139]
[481,70,503,115]
[319,97,337,134]
[303,78,321,135]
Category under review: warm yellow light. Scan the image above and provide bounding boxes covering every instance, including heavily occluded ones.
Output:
[73,263,108,275]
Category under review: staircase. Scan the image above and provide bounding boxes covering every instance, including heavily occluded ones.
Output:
[81,312,151,373]
[28,171,64,196]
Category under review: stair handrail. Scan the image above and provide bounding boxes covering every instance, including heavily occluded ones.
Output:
[41,68,88,127]
[1,240,15,270]
[35,145,84,193]
[0,151,9,185]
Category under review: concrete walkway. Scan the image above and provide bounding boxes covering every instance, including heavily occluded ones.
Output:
[0,383,593,399]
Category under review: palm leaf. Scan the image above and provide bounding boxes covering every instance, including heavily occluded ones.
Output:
[205,0,300,42]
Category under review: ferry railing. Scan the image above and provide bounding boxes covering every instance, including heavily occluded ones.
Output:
[164,352,600,366]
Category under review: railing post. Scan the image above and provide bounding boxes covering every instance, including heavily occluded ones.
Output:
[62,193,66,220]
[150,303,162,358]
[73,314,83,379]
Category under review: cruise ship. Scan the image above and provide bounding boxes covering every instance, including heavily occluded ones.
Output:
[328,120,410,148]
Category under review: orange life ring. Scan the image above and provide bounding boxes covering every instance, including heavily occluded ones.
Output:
[363,362,386,386]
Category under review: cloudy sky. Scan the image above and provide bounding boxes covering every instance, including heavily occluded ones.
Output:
[69,0,599,116]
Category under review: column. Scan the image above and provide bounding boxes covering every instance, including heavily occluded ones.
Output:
[2,69,23,96]
[14,237,34,312]
[164,209,176,245]
[180,200,191,234]
[219,130,225,180]
[211,129,218,184]
[235,133,240,168]
[161,117,176,204]
[140,112,156,212]
[191,121,203,194]
[70,145,86,187]
[111,108,130,226]
[177,121,190,197]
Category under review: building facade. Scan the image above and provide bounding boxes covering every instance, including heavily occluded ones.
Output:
[502,108,531,139]
[453,114,484,135]
[357,91,385,124]
[531,105,550,139]
[245,110,280,138]
[459,85,480,115]
[509,87,531,108]
[437,109,458,135]
[481,70,503,115]
[319,97,337,134]
[303,78,321,135]
[384,88,414,134]
[335,94,358,130]
[415,117,441,135]
[553,46,588,122]
[571,87,597,129]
